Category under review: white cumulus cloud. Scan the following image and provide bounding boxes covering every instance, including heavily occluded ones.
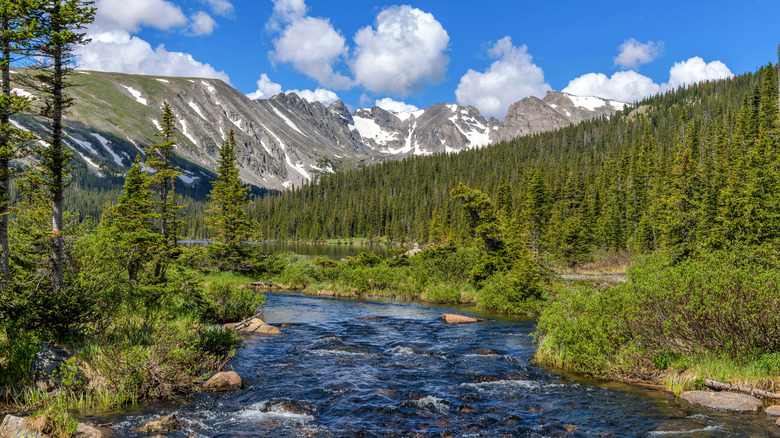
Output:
[189,11,217,36]
[614,38,664,69]
[75,30,230,83]
[375,97,419,113]
[455,37,550,120]
[246,74,283,100]
[270,0,306,26]
[246,74,338,105]
[288,88,340,106]
[351,5,449,96]
[94,0,187,32]
[563,56,734,102]
[563,71,660,103]
[200,0,233,16]
[664,57,733,91]
[269,4,352,89]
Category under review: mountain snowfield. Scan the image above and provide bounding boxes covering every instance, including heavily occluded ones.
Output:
[10,71,628,190]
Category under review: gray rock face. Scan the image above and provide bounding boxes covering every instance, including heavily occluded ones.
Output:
[494,91,627,142]
[31,343,71,392]
[679,391,762,413]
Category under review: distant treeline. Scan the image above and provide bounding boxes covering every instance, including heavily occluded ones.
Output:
[250,64,780,262]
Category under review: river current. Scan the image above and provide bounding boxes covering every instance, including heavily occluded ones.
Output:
[88,293,780,437]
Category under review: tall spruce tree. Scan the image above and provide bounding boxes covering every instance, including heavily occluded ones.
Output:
[207,129,250,246]
[111,155,160,284]
[25,0,94,291]
[144,101,182,249]
[0,0,40,287]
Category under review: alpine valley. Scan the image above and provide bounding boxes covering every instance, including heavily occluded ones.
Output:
[13,70,627,192]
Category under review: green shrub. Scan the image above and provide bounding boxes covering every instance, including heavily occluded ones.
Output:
[0,335,39,388]
[422,283,463,303]
[204,281,264,323]
[535,282,631,376]
[280,259,322,287]
[619,249,780,359]
[196,324,241,357]
[477,257,544,315]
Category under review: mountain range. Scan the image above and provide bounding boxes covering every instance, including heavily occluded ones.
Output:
[11,70,628,190]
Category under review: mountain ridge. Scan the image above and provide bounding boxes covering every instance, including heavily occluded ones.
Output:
[10,70,628,191]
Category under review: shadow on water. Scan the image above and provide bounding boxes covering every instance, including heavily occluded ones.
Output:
[86,293,780,437]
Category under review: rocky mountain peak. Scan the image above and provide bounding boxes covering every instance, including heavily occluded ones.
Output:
[16,70,628,191]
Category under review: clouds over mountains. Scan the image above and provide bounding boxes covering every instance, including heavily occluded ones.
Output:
[75,1,736,122]
[77,0,231,82]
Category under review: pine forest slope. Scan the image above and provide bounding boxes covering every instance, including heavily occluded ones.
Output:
[252,64,780,261]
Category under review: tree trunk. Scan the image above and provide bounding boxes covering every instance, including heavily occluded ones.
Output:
[51,37,64,292]
[0,14,10,289]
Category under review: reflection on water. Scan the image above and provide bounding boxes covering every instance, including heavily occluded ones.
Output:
[87,293,780,437]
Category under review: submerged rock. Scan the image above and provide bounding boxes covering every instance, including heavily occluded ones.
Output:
[139,414,183,434]
[441,314,485,324]
[679,391,761,413]
[204,371,243,392]
[76,422,114,437]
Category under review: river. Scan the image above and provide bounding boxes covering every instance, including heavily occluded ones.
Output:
[87,293,780,437]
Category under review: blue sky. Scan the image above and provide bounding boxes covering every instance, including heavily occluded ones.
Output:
[78,0,780,120]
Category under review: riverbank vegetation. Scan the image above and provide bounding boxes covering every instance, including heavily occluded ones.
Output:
[0,4,264,432]
[537,246,780,393]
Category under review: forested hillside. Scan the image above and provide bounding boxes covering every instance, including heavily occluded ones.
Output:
[252,64,779,262]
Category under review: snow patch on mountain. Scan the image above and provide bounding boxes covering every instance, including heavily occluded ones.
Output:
[188,101,206,120]
[202,81,215,93]
[352,116,399,147]
[68,136,97,155]
[565,94,606,111]
[178,118,197,146]
[272,106,305,137]
[90,132,123,166]
[121,85,147,106]
[11,88,33,99]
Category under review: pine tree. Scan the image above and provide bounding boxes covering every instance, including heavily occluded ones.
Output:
[110,155,160,283]
[207,130,251,246]
[144,101,182,249]
[24,0,95,291]
[0,0,40,287]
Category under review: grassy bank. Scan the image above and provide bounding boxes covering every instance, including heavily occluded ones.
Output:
[255,243,547,315]
[535,246,780,395]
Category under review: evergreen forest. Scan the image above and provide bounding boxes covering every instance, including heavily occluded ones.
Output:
[251,64,780,265]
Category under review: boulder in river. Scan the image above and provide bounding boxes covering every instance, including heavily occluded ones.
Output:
[233,318,282,335]
[679,391,761,413]
[441,314,486,324]
[139,414,183,433]
[204,371,243,392]
[766,405,780,416]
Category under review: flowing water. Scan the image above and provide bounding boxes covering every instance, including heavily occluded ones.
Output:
[87,293,780,437]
